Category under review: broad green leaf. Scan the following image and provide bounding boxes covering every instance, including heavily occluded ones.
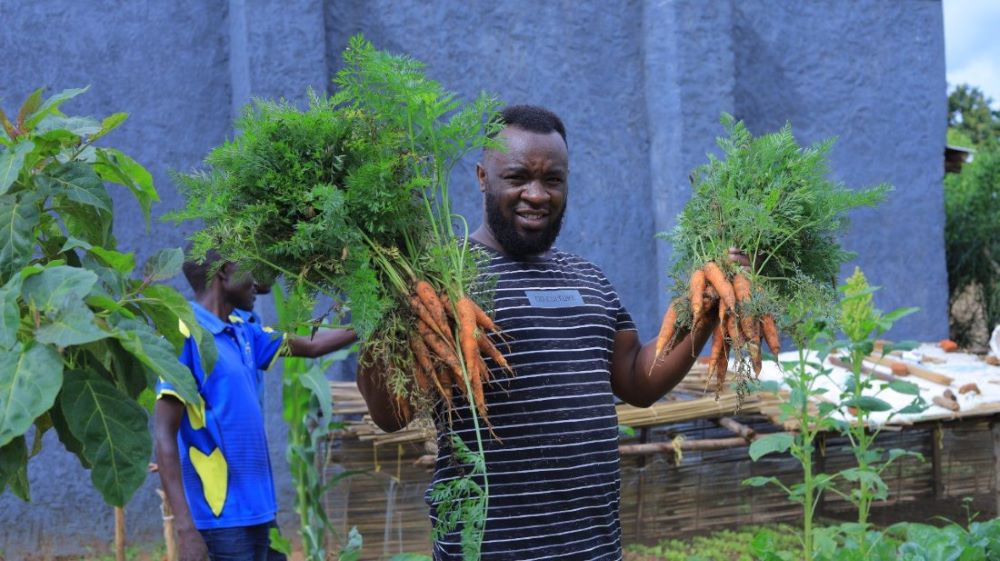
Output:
[59,236,92,253]
[107,338,154,398]
[112,318,198,405]
[898,402,927,415]
[17,89,44,128]
[30,412,52,458]
[0,193,41,280]
[299,364,332,421]
[748,432,794,461]
[61,202,112,247]
[92,113,128,141]
[23,87,89,129]
[50,403,90,469]
[387,555,432,561]
[136,388,156,413]
[94,148,157,222]
[143,248,183,282]
[89,246,135,273]
[0,274,22,349]
[0,140,34,195]
[888,379,921,396]
[0,435,29,501]
[881,307,919,325]
[843,395,893,412]
[38,162,112,213]
[35,115,101,137]
[21,265,98,312]
[0,342,64,447]
[60,369,151,507]
[35,305,109,347]
[887,448,923,462]
[137,284,196,353]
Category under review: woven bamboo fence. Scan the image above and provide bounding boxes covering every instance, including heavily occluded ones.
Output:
[320,368,1000,559]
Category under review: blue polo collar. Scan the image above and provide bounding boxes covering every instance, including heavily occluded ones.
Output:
[191,301,233,335]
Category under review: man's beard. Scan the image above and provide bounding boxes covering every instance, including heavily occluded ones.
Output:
[484,189,565,258]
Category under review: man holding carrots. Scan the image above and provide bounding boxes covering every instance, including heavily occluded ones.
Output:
[357,105,747,560]
[154,251,356,561]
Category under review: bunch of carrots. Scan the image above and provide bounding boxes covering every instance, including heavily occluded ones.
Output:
[402,280,512,424]
[654,114,889,397]
[653,263,781,391]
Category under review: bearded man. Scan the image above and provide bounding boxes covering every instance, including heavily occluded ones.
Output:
[358,105,744,560]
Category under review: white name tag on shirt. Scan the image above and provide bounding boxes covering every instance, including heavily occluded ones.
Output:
[525,289,585,308]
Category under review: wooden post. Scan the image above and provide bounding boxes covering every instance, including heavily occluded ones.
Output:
[114,507,125,561]
[158,489,177,561]
[932,423,944,500]
[634,427,650,541]
[993,422,1000,517]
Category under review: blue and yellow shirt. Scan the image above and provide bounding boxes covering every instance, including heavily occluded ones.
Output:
[156,302,284,530]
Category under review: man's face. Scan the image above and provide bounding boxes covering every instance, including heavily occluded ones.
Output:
[478,127,568,258]
[222,263,258,311]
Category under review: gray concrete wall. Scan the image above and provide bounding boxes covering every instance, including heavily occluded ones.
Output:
[0,0,946,557]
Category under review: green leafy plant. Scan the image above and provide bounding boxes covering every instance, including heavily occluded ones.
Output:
[0,87,213,507]
[170,36,502,558]
[744,269,926,560]
[271,284,364,561]
[828,268,925,556]
[658,114,889,398]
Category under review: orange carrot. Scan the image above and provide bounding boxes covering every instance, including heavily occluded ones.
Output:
[471,301,500,334]
[415,280,450,332]
[478,334,513,375]
[690,268,706,326]
[761,314,781,356]
[469,358,488,421]
[410,295,449,339]
[416,319,466,394]
[748,341,762,377]
[456,297,481,381]
[436,366,453,405]
[732,272,752,303]
[706,324,725,385]
[654,301,679,360]
[715,339,730,392]
[726,310,744,348]
[408,335,434,392]
[703,261,736,313]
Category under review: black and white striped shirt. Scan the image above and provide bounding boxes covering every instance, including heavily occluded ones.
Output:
[429,246,636,561]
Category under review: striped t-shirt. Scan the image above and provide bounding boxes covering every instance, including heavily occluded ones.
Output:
[429,246,636,561]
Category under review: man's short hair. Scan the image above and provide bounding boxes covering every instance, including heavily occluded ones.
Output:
[494,105,567,146]
[182,247,224,294]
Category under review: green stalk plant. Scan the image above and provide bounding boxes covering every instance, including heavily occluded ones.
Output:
[0,87,214,507]
[823,268,926,557]
[268,284,362,561]
[171,36,502,558]
[745,270,928,561]
[744,281,841,561]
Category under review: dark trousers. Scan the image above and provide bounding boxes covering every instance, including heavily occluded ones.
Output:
[199,520,287,561]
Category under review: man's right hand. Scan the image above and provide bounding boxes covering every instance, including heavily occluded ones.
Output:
[177,526,210,561]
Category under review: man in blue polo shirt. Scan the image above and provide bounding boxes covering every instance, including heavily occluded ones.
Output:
[154,252,356,561]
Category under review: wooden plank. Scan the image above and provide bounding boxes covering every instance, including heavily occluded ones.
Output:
[866,354,954,386]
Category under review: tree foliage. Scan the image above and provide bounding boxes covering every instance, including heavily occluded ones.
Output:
[945,146,1000,345]
[0,87,213,506]
[948,84,1000,147]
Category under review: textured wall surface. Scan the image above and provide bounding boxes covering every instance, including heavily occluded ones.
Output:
[0,0,946,557]
[733,1,949,339]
